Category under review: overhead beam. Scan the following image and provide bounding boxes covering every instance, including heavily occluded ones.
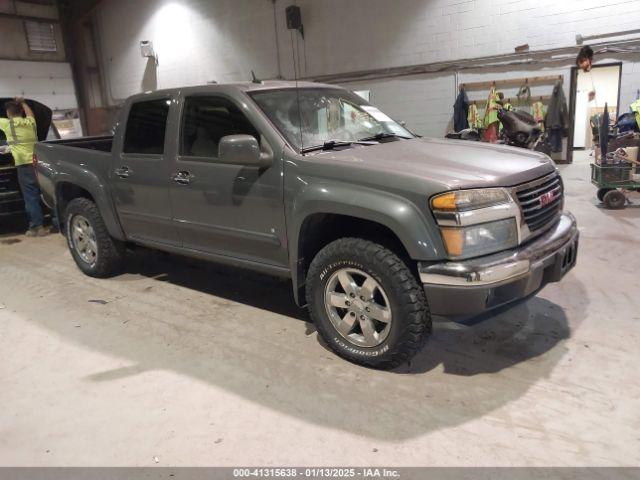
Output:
[308,37,640,84]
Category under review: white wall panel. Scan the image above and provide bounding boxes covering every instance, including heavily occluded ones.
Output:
[0,60,77,110]
[92,0,640,135]
[95,0,280,103]
[273,0,640,79]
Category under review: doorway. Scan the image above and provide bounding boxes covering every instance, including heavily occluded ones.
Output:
[569,63,622,152]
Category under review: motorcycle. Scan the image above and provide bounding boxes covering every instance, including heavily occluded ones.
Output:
[447,107,551,153]
[497,108,542,149]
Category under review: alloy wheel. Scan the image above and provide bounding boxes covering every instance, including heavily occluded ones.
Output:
[323,268,392,347]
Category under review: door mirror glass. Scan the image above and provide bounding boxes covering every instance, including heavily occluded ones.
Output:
[218,134,263,166]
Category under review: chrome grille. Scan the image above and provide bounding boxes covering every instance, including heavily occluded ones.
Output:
[515,172,563,232]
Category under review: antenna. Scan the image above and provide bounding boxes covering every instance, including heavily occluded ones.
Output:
[286,5,305,152]
[290,30,304,152]
[251,70,261,84]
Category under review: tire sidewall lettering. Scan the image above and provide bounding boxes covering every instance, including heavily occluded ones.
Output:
[319,260,366,282]
[333,336,390,357]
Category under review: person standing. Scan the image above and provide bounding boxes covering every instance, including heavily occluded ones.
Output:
[0,98,48,236]
[576,45,597,102]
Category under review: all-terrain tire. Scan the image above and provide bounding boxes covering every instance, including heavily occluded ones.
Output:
[306,238,431,369]
[65,197,125,277]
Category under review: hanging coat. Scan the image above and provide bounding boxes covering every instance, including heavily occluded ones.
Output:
[467,103,482,129]
[545,80,568,131]
[516,84,531,106]
[453,88,469,132]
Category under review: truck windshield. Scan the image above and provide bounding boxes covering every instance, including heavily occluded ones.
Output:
[249,88,414,152]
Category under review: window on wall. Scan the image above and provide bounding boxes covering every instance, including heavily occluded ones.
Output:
[24,21,57,52]
[181,96,259,158]
[123,99,170,155]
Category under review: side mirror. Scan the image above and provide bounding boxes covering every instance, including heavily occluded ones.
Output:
[218,134,272,168]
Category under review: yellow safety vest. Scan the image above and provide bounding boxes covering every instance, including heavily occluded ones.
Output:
[631,99,640,130]
[483,87,500,126]
[467,103,483,129]
[0,116,37,166]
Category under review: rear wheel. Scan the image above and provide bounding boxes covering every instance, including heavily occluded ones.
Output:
[603,189,626,209]
[306,238,431,369]
[65,198,124,277]
[597,188,612,202]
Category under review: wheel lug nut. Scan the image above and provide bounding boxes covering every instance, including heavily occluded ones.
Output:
[360,315,365,320]
[365,307,370,312]
[350,312,356,316]
[350,293,355,298]
[360,296,365,301]
[345,301,351,306]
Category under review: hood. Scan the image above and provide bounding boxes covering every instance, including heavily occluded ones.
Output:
[308,137,556,190]
[0,98,53,141]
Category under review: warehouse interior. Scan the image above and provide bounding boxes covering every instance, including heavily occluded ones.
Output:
[1,0,640,474]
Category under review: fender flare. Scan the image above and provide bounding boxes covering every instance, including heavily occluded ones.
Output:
[287,183,442,305]
[54,167,125,241]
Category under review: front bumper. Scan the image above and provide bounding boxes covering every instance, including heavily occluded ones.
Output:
[419,212,579,316]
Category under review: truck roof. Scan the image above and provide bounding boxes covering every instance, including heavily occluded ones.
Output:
[128,80,342,102]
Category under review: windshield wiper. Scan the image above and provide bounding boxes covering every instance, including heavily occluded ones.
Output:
[358,132,412,142]
[300,139,376,154]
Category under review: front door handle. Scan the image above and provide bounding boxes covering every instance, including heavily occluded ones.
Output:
[171,170,194,185]
[114,166,132,178]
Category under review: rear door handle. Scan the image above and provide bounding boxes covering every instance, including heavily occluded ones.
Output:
[114,166,132,178]
[171,170,194,185]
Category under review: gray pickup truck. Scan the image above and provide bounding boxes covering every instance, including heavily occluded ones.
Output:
[35,81,578,368]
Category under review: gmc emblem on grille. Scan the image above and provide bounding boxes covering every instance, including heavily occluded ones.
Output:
[539,191,556,207]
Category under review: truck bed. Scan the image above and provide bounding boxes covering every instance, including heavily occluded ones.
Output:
[35,136,116,210]
[44,135,114,152]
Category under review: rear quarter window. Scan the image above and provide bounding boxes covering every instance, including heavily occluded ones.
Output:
[123,99,170,155]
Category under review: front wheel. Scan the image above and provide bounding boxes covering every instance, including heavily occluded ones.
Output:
[306,238,431,369]
[65,197,124,277]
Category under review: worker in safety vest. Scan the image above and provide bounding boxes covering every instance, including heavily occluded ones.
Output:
[0,99,48,236]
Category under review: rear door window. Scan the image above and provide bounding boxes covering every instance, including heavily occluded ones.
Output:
[123,99,170,155]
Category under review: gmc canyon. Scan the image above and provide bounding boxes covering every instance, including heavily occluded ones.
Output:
[35,81,578,368]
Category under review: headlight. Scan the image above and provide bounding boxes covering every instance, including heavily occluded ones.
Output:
[431,188,519,259]
[431,188,511,211]
[440,218,518,258]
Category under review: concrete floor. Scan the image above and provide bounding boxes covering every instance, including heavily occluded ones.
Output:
[0,151,638,466]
